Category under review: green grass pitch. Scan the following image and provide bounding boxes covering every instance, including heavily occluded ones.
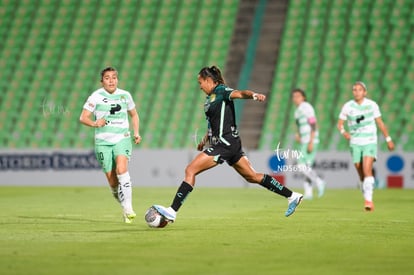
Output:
[1,186,413,275]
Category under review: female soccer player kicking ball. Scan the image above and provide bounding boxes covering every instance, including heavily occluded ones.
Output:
[337,81,394,211]
[80,67,142,223]
[154,66,303,223]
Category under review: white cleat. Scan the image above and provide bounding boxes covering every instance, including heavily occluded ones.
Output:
[153,205,176,222]
[285,192,303,217]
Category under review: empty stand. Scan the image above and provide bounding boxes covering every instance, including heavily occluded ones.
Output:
[0,0,239,149]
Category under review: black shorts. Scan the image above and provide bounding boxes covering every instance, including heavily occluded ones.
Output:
[203,138,245,166]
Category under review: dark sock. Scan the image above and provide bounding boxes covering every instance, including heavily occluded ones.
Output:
[171,181,193,211]
[259,174,293,198]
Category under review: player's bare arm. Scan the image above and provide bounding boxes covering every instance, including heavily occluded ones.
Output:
[230,90,266,101]
[295,131,300,143]
[375,117,394,151]
[79,109,106,128]
[308,129,315,153]
[307,118,317,153]
[197,132,209,151]
[337,119,350,140]
[128,108,141,144]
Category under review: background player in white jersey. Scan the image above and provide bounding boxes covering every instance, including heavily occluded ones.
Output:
[292,88,326,199]
[79,67,142,223]
[337,81,394,211]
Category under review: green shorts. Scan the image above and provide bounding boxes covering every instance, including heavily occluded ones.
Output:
[297,143,318,166]
[349,143,377,163]
[95,138,132,172]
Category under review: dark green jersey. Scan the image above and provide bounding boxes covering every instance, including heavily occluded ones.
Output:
[204,84,239,145]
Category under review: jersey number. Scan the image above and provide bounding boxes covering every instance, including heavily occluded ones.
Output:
[98,152,104,160]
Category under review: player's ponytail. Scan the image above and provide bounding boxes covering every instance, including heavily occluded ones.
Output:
[199,66,225,84]
[209,66,225,84]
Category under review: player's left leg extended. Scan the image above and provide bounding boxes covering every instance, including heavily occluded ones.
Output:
[232,156,303,217]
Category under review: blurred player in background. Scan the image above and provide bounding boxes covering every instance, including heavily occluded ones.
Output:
[153,65,303,224]
[292,88,326,199]
[79,67,142,223]
[337,81,394,211]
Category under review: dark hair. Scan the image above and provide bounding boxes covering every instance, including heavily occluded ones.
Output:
[291,88,306,101]
[100,66,118,81]
[198,66,225,84]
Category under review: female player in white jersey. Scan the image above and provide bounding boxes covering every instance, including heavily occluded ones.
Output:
[80,67,142,223]
[292,88,326,199]
[153,66,303,224]
[337,81,394,211]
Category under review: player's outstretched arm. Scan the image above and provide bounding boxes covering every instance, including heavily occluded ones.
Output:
[230,90,266,102]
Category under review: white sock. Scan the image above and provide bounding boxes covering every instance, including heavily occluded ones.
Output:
[303,181,313,198]
[362,176,375,202]
[117,172,133,213]
[316,177,325,191]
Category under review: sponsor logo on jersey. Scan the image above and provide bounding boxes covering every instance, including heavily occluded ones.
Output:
[209,94,216,102]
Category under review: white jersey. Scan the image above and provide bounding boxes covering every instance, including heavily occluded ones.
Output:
[83,88,135,145]
[339,98,381,145]
[294,101,319,144]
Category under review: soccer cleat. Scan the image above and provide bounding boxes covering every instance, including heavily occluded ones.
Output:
[364,200,374,211]
[123,211,136,224]
[285,192,303,217]
[153,205,176,222]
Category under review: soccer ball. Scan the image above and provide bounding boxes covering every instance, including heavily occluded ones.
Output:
[144,206,168,228]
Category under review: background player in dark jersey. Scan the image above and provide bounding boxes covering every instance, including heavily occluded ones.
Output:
[154,66,303,223]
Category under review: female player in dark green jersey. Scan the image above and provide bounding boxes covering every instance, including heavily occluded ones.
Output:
[153,66,303,223]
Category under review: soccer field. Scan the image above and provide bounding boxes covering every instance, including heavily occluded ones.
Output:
[1,186,413,275]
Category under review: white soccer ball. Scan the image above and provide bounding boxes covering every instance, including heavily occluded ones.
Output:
[144,206,168,228]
